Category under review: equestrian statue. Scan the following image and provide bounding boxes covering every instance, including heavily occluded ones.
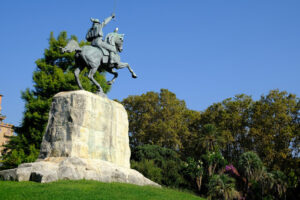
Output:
[62,13,137,95]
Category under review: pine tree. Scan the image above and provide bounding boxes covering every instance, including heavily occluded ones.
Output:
[1,32,110,169]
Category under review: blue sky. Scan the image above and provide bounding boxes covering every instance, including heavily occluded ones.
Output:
[0,0,299,126]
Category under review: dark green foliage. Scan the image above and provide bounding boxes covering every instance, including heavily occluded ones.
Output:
[184,158,204,180]
[183,158,204,192]
[1,32,110,169]
[270,170,288,199]
[243,167,289,200]
[207,174,239,200]
[202,151,227,177]
[194,124,226,155]
[183,151,228,195]
[131,160,162,183]
[238,151,264,183]
[0,149,25,169]
[131,144,180,162]
[131,144,186,188]
[238,151,264,198]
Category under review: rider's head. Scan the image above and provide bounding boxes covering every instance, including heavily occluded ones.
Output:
[90,18,100,24]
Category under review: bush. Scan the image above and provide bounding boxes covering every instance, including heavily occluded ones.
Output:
[131,144,186,188]
[131,159,162,183]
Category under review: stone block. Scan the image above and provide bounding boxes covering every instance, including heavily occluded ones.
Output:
[39,90,130,168]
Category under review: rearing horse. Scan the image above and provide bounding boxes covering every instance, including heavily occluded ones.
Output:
[62,32,137,95]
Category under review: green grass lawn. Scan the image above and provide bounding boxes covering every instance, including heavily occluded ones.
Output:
[0,180,205,200]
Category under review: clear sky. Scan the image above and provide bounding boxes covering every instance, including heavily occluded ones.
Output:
[0,0,299,126]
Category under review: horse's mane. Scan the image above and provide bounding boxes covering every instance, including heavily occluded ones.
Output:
[105,32,118,46]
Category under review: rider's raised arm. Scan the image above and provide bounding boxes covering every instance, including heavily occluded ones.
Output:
[102,13,115,26]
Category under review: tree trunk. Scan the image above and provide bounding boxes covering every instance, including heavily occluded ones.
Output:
[212,163,217,175]
[243,180,250,199]
[208,165,212,176]
[196,176,202,191]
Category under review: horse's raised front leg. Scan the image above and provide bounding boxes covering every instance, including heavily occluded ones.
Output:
[106,67,118,85]
[74,67,84,90]
[88,67,104,94]
[116,62,137,78]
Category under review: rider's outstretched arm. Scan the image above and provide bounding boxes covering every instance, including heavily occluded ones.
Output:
[102,13,115,26]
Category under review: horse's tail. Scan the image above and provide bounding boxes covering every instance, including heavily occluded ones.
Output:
[61,40,81,53]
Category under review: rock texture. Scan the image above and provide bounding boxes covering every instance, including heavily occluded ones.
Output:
[0,91,159,187]
[39,90,130,168]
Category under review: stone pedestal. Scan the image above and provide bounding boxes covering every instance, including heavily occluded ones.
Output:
[39,90,130,168]
[0,91,159,187]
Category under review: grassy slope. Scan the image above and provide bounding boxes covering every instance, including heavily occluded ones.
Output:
[0,180,205,200]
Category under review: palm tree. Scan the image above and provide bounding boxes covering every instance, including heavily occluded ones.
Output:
[203,151,227,176]
[208,174,240,200]
[197,124,225,152]
[271,170,287,200]
[238,151,264,198]
[260,167,275,198]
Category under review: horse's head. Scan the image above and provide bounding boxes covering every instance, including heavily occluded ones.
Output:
[114,33,124,52]
[105,31,125,53]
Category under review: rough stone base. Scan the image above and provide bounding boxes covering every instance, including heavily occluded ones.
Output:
[39,90,131,168]
[0,157,159,187]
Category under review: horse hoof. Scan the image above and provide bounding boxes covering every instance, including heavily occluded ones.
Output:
[107,81,112,85]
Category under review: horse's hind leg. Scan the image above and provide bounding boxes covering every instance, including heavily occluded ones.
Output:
[106,67,118,85]
[88,67,104,94]
[116,62,137,78]
[74,52,86,90]
[74,67,84,90]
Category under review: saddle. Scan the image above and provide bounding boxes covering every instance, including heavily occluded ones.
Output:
[98,46,109,56]
[99,47,109,63]
[96,46,119,64]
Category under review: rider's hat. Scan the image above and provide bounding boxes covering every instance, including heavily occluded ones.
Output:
[90,18,100,23]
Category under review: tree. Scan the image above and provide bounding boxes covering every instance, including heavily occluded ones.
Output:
[238,151,264,198]
[122,89,198,152]
[252,169,288,200]
[202,151,227,177]
[259,167,275,199]
[250,90,299,172]
[184,157,204,192]
[200,94,253,163]
[207,174,240,200]
[196,124,225,153]
[131,144,186,187]
[199,90,299,188]
[271,170,288,200]
[1,32,110,169]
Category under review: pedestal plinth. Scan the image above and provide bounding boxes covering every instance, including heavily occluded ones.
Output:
[39,90,130,168]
